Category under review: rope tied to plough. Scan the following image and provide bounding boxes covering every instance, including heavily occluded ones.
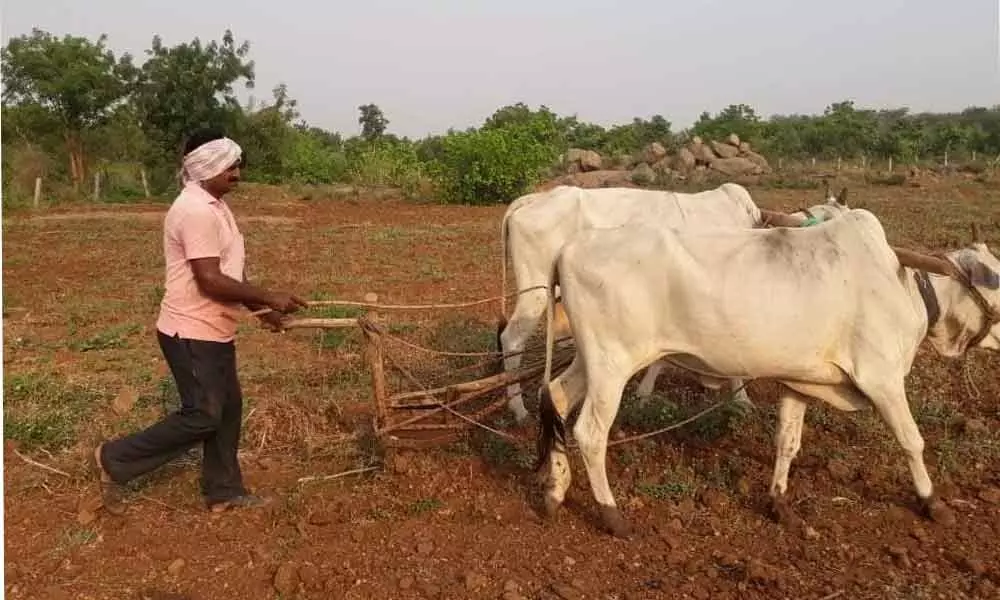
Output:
[307,285,550,312]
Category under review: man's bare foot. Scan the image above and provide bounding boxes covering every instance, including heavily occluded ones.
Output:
[94,443,126,516]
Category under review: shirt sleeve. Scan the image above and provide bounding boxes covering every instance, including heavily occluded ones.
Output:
[177,208,222,260]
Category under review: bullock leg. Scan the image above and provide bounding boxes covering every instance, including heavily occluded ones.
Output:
[864,381,955,526]
[633,360,664,405]
[538,356,587,516]
[768,386,807,526]
[573,373,631,538]
[499,288,549,423]
[728,378,754,408]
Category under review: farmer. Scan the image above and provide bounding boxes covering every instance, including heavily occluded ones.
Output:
[93,129,308,514]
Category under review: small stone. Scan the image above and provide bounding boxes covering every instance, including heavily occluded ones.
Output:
[961,557,987,576]
[463,571,487,592]
[802,526,820,541]
[274,562,298,596]
[563,556,576,566]
[963,419,989,435]
[167,558,185,576]
[112,386,138,416]
[551,582,584,600]
[827,459,854,482]
[298,563,319,588]
[503,580,521,593]
[416,541,434,555]
[977,487,1000,504]
[398,575,415,590]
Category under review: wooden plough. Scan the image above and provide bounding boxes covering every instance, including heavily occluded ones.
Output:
[280,292,572,449]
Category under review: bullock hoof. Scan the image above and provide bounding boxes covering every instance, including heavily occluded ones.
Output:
[922,497,956,527]
[599,505,632,539]
[769,496,803,530]
[543,494,563,519]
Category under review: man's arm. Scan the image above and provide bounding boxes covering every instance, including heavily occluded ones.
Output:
[190,258,278,308]
[240,268,268,312]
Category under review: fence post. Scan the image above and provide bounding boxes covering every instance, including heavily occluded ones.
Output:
[363,292,388,431]
[836,157,842,171]
[888,156,893,174]
[944,151,949,168]
[93,172,101,202]
[33,177,42,209]
[141,168,151,198]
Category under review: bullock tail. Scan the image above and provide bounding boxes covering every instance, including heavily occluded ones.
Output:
[535,259,565,472]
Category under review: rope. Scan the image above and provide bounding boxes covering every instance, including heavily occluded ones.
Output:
[606,378,750,447]
[384,351,523,443]
[306,285,550,312]
[379,327,574,359]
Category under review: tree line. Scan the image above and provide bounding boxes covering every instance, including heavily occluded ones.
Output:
[3,28,1000,206]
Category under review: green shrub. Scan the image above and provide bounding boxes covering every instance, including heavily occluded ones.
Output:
[347,140,427,198]
[285,131,348,184]
[430,127,558,205]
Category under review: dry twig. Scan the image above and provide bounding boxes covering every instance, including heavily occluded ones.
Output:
[12,448,70,477]
[297,466,379,484]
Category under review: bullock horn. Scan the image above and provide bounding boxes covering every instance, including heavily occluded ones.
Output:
[892,247,954,277]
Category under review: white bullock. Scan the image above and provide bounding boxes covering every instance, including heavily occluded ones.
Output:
[534,211,1000,537]
[497,182,850,423]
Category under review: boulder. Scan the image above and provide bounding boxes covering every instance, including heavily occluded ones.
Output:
[726,133,741,147]
[565,148,603,172]
[643,142,667,164]
[688,142,717,165]
[651,158,674,175]
[739,141,752,153]
[711,140,740,159]
[553,169,637,189]
[631,163,656,185]
[674,147,696,172]
[709,157,762,176]
[742,150,771,172]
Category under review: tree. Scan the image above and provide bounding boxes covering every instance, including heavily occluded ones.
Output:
[131,29,254,189]
[358,104,388,141]
[1,28,136,187]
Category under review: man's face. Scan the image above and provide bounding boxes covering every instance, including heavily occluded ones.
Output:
[202,159,242,198]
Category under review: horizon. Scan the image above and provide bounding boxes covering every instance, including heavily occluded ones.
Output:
[3,0,999,139]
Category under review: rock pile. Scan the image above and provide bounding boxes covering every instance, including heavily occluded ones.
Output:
[555,133,772,189]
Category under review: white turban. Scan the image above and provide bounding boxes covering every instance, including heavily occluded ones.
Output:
[181,137,243,184]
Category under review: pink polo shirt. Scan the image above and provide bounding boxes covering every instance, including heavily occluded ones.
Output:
[155,183,246,343]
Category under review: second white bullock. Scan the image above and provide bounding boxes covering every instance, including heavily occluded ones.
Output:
[497,182,850,423]
[534,211,999,537]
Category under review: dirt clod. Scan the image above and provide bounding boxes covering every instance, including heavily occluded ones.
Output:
[551,582,584,600]
[273,562,298,596]
[166,559,185,576]
[463,571,488,592]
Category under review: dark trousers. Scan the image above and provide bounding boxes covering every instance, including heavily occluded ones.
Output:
[100,331,246,503]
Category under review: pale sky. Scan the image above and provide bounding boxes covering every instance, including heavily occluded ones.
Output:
[3,0,999,139]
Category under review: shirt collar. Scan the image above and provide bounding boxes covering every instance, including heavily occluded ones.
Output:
[184,182,223,205]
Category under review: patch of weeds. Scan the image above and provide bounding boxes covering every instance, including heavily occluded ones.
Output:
[616,394,684,432]
[683,399,749,443]
[636,465,698,501]
[369,227,409,242]
[367,506,395,521]
[307,305,365,350]
[637,480,694,501]
[70,323,142,352]
[426,315,497,372]
[3,373,103,451]
[53,525,98,556]
[758,175,822,190]
[408,497,444,515]
[472,434,532,469]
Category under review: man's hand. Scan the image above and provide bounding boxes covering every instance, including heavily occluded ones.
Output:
[257,310,290,332]
[265,292,309,314]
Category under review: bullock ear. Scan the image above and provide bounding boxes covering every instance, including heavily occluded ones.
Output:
[958,251,1000,290]
[836,187,848,206]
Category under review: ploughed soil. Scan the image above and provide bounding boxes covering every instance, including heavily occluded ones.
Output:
[3,178,1000,600]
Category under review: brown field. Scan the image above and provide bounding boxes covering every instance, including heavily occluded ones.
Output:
[3,176,1000,600]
